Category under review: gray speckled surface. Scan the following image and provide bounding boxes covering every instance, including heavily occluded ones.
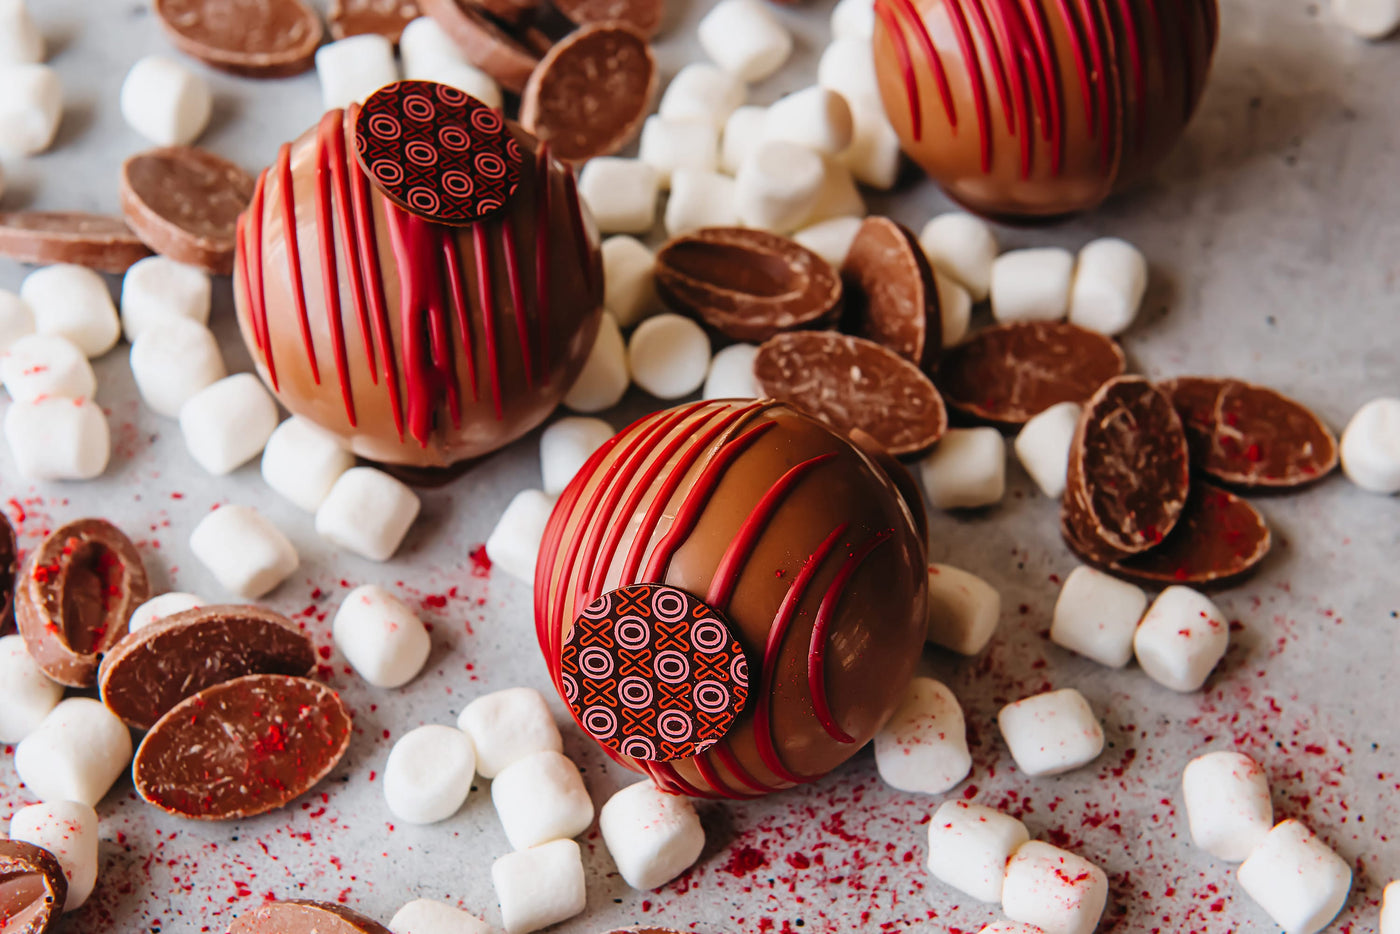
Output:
[1,1,1397,933]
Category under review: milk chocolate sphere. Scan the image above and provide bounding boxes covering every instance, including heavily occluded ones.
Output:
[873,0,1219,219]
[535,400,929,798]
[233,82,602,469]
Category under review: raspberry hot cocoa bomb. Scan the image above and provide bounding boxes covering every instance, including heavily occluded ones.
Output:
[535,400,929,799]
[233,81,603,470]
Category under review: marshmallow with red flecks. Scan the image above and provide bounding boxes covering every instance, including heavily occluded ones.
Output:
[658,63,745,129]
[21,265,119,358]
[0,0,44,64]
[703,342,760,400]
[874,677,971,794]
[628,313,710,399]
[920,212,998,302]
[390,899,496,934]
[458,687,563,779]
[735,139,825,233]
[997,688,1104,777]
[13,698,132,806]
[842,108,901,189]
[599,779,705,890]
[578,158,660,235]
[120,255,211,343]
[383,724,476,824]
[120,55,212,146]
[179,373,279,475]
[131,317,226,417]
[189,504,299,598]
[1340,397,1400,494]
[936,272,972,347]
[128,592,205,632]
[638,116,719,189]
[991,249,1075,324]
[9,801,98,911]
[920,427,1006,510]
[1238,820,1351,934]
[792,216,862,269]
[926,801,1031,903]
[1,334,96,402]
[333,584,431,688]
[399,16,501,109]
[720,105,767,175]
[4,396,109,481]
[925,563,1001,655]
[602,236,657,329]
[485,489,557,584]
[1133,585,1229,692]
[0,63,62,156]
[316,467,421,561]
[1332,0,1400,38]
[0,289,35,353]
[817,38,879,110]
[1181,750,1273,862]
[541,417,614,496]
[316,34,398,111]
[491,750,594,851]
[664,168,740,237]
[1050,566,1147,668]
[1382,881,1399,934]
[1014,401,1082,498]
[1002,841,1108,934]
[563,313,629,413]
[261,416,354,512]
[831,0,875,40]
[1068,238,1147,336]
[0,634,62,743]
[492,839,586,934]
[698,0,792,82]
[764,86,854,157]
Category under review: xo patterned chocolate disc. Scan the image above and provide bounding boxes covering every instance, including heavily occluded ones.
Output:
[353,80,523,225]
[562,584,750,762]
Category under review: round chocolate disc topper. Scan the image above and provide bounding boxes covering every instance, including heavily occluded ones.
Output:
[353,80,524,226]
[562,584,750,762]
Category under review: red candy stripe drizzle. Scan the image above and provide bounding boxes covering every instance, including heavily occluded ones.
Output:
[471,224,504,420]
[277,143,319,384]
[314,113,357,425]
[328,110,378,386]
[246,170,277,389]
[877,1,923,141]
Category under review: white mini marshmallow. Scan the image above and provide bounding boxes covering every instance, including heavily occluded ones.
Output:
[120,255,211,342]
[563,313,629,412]
[4,396,109,481]
[0,289,35,352]
[792,216,862,268]
[9,801,98,911]
[720,105,767,175]
[1382,881,1399,934]
[842,109,901,188]
[261,416,354,512]
[1181,750,1273,862]
[21,264,119,358]
[802,155,866,226]
[1238,820,1352,934]
[127,592,205,632]
[0,0,43,64]
[383,724,476,824]
[577,158,659,235]
[1050,566,1147,668]
[1332,0,1400,38]
[399,16,502,109]
[334,584,431,688]
[390,899,495,934]
[935,271,972,346]
[991,248,1075,323]
[189,504,299,598]
[1002,841,1108,934]
[130,317,226,417]
[628,313,711,399]
[874,677,971,794]
[1133,585,1228,693]
[599,780,705,890]
[736,140,825,233]
[698,0,792,82]
[0,63,61,156]
[926,801,1030,903]
[920,212,998,301]
[925,563,1001,655]
[1068,237,1146,336]
[541,416,613,496]
[491,750,594,851]
[703,342,760,399]
[491,839,586,934]
[658,63,745,129]
[14,697,132,806]
[0,634,62,743]
[664,169,740,237]
[179,373,279,475]
[1340,397,1400,494]
[601,236,657,328]
[1014,401,1082,498]
[316,467,421,561]
[920,427,1006,510]
[119,55,211,146]
[1,334,95,402]
[764,86,854,157]
[484,489,556,584]
[997,688,1104,777]
[831,0,875,40]
[458,687,563,779]
[317,34,398,111]
[817,38,880,109]
[638,116,719,189]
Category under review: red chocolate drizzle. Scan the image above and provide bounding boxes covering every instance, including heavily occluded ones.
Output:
[807,529,891,744]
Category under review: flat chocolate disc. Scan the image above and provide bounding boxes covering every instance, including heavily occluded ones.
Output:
[153,0,323,78]
[1105,483,1272,587]
[843,216,941,370]
[562,584,750,762]
[228,900,393,934]
[120,147,255,275]
[0,211,151,273]
[354,80,524,225]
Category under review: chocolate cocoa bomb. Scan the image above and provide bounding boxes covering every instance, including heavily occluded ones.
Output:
[873,0,1218,219]
[535,400,928,798]
[233,82,603,469]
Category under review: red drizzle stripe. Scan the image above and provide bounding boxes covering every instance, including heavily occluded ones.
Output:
[693,753,760,800]
[943,0,994,172]
[350,164,403,438]
[1021,0,1065,174]
[961,0,1015,135]
[1075,0,1113,167]
[876,0,922,141]
[710,743,776,796]
[1052,0,1095,139]
[247,170,278,389]
[429,229,462,428]
[384,208,438,448]
[891,0,955,129]
[327,109,377,385]
[534,142,553,385]
[501,216,534,389]
[472,223,504,421]
[984,0,1032,175]
[440,226,479,406]
[648,761,710,798]
[314,113,357,426]
[277,143,319,384]
[1114,0,1146,152]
